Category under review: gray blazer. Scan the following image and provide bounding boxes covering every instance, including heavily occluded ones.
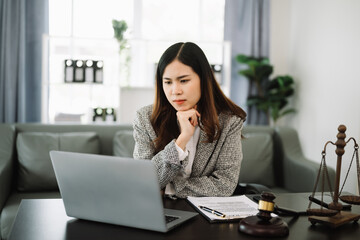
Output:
[133,104,244,198]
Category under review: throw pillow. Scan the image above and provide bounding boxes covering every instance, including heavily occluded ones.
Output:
[113,130,135,157]
[16,132,100,192]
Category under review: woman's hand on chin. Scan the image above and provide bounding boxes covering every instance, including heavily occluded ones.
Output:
[175,107,200,150]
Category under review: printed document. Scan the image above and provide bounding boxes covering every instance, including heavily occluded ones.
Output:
[187,195,259,222]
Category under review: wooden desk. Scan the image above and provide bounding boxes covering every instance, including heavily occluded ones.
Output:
[8,193,360,240]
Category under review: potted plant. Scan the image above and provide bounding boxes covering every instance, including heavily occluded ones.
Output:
[112,19,128,53]
[112,19,130,86]
[236,54,295,125]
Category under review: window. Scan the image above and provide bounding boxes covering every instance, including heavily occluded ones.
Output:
[49,0,224,41]
[140,0,225,42]
[49,0,134,38]
[45,0,227,123]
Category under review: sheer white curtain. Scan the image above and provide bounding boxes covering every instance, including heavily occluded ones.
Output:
[224,0,270,125]
[0,0,48,123]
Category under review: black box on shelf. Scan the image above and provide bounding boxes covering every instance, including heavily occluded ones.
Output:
[74,60,85,82]
[93,107,105,122]
[84,60,95,83]
[92,107,116,122]
[64,59,75,83]
[105,108,116,122]
[94,60,104,83]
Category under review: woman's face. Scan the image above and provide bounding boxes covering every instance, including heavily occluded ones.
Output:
[162,60,201,111]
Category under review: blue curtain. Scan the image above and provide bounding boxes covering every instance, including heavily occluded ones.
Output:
[0,0,48,123]
[224,0,270,125]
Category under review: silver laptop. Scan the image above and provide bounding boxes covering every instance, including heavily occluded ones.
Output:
[50,151,198,232]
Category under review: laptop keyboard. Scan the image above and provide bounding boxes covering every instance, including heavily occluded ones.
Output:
[165,215,179,223]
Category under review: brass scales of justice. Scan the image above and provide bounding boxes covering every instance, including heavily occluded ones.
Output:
[307,124,360,227]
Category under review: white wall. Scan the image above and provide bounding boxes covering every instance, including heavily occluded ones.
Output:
[119,87,155,124]
[271,0,360,194]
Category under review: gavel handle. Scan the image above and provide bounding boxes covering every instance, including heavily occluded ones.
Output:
[274,205,300,216]
[253,195,300,216]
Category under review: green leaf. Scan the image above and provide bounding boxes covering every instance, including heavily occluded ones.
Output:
[236,54,254,64]
[236,54,247,63]
[112,19,128,51]
[239,69,255,81]
[255,65,273,83]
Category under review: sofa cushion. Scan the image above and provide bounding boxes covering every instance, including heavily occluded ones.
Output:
[113,130,135,157]
[16,132,100,192]
[239,132,274,187]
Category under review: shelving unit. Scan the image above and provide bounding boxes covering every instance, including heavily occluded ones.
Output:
[41,36,121,123]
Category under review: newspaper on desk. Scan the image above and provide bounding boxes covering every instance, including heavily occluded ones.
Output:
[187,195,259,222]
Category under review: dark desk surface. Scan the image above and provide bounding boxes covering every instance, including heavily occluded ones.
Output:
[8,193,360,240]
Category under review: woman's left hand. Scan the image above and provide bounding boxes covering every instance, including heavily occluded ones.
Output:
[175,106,200,150]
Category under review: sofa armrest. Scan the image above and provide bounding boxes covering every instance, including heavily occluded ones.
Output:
[283,155,335,192]
[276,127,335,193]
[0,124,15,211]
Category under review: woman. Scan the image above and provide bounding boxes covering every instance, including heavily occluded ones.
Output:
[133,42,246,198]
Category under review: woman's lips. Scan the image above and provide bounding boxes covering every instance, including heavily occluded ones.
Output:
[173,100,185,105]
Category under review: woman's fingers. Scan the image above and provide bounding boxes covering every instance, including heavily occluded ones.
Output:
[188,111,199,127]
[177,106,201,133]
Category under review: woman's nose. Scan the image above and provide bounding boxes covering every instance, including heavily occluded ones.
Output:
[172,83,182,95]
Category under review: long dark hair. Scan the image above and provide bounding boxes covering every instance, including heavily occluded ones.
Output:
[151,42,246,153]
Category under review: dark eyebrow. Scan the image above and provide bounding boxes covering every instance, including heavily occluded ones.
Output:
[163,75,190,80]
[177,75,190,79]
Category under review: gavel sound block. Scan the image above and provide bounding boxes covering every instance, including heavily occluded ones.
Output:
[239,192,289,237]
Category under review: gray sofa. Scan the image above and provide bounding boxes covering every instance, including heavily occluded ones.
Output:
[0,123,335,240]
